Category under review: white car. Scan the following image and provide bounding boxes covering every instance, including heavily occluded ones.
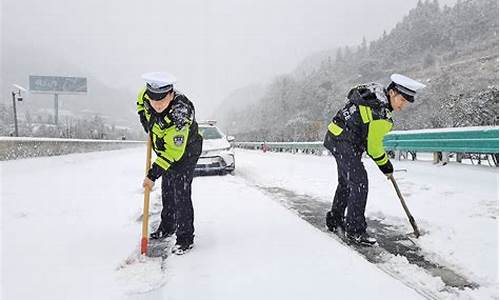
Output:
[196,121,235,174]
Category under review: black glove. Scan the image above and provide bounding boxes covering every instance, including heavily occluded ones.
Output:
[139,111,149,133]
[378,160,393,175]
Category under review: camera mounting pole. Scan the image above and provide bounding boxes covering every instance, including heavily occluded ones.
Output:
[11,84,27,137]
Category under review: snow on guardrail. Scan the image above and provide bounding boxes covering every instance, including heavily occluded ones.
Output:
[0,137,145,160]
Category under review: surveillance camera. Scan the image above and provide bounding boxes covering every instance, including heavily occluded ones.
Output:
[12,84,27,92]
[17,97,23,101]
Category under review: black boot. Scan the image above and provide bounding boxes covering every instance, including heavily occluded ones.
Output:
[326,211,344,233]
[150,228,175,240]
[345,231,376,246]
[171,241,194,255]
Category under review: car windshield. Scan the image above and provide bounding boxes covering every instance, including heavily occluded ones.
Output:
[199,126,224,140]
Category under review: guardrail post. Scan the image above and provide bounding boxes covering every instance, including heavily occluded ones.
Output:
[433,152,440,164]
[443,152,450,164]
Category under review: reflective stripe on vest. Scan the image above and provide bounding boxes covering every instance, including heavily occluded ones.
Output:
[328,122,344,136]
[359,105,373,124]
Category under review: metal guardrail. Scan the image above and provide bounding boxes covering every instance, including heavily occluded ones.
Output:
[234,126,499,166]
[235,141,327,155]
[0,137,144,160]
[383,126,499,154]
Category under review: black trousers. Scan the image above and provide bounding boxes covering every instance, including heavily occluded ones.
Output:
[158,165,196,244]
[329,141,369,234]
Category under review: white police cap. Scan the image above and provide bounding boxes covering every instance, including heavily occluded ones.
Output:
[141,72,176,100]
[390,74,426,102]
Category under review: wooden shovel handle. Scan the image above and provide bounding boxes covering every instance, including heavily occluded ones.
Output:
[141,136,153,255]
[389,175,421,238]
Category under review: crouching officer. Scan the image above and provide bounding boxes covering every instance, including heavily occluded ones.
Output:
[137,72,203,255]
[323,74,425,245]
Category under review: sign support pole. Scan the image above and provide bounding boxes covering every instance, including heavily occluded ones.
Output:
[54,93,59,125]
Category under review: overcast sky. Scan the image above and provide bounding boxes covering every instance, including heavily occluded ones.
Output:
[2,0,457,119]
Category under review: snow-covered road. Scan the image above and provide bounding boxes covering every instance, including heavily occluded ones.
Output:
[133,174,423,300]
[1,147,497,299]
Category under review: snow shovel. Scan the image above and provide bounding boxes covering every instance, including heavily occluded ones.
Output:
[141,135,153,255]
[388,174,421,238]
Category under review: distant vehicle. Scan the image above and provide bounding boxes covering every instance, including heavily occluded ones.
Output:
[196,121,235,175]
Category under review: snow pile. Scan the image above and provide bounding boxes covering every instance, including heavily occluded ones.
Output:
[115,252,167,295]
[380,255,447,298]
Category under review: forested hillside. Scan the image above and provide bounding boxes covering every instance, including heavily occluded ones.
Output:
[217,0,499,141]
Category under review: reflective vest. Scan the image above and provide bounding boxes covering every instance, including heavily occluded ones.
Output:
[324,83,393,167]
[136,88,201,175]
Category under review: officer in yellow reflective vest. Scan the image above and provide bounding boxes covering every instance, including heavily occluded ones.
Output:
[137,72,203,255]
[323,74,425,245]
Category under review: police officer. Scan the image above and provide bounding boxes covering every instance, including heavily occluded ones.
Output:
[137,72,203,255]
[323,74,425,245]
